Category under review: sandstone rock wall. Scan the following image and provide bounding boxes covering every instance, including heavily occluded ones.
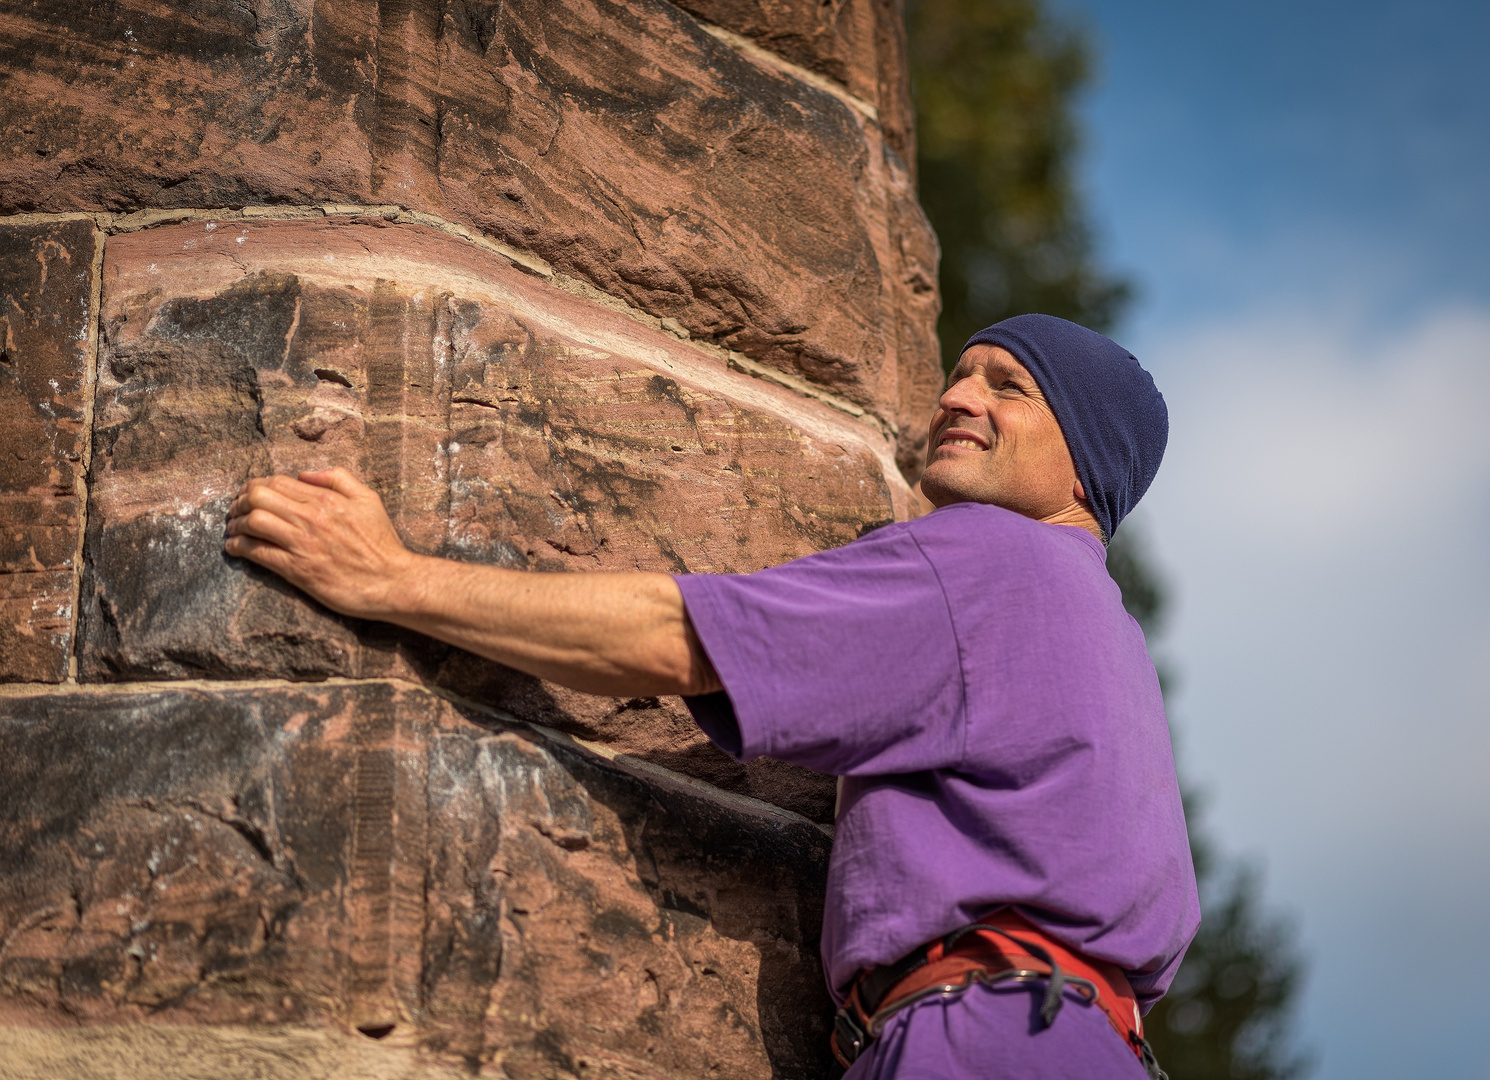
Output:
[1,0,941,468]
[0,2,940,1076]
[0,683,834,1078]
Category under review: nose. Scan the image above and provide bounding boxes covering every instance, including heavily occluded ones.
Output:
[938,374,985,418]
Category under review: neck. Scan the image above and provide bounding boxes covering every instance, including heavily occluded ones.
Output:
[1040,501,1104,542]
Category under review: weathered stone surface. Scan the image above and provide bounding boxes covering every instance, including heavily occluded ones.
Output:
[0,682,836,1077]
[0,217,98,682]
[0,0,947,1065]
[0,1,379,207]
[0,0,941,445]
[671,0,918,169]
[77,217,890,819]
[0,572,75,684]
[0,1024,476,1080]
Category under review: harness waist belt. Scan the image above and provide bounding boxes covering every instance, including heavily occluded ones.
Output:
[829,909,1166,1079]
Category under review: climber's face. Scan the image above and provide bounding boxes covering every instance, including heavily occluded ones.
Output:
[920,345,1095,534]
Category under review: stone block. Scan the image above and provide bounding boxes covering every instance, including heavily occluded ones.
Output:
[0,218,99,682]
[0,0,941,436]
[78,216,894,819]
[0,681,836,1078]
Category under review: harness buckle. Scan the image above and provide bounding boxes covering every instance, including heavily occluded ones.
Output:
[831,1005,869,1067]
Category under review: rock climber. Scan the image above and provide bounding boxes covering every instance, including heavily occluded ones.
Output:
[224,313,1199,1079]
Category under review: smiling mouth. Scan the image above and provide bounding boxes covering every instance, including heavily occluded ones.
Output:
[936,430,988,452]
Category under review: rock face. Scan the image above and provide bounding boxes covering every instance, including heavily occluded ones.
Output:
[670,0,918,164]
[0,1,940,1075]
[0,683,834,1077]
[79,213,888,823]
[0,0,941,468]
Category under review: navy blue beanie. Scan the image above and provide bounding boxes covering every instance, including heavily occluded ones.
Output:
[961,314,1167,540]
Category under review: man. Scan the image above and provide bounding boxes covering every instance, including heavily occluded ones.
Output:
[225,314,1198,1078]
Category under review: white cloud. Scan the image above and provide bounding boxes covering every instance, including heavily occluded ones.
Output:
[1148,305,1490,555]
[1135,303,1490,844]
[1124,303,1490,1078]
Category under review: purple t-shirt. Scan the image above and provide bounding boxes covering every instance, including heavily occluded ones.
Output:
[675,501,1199,1010]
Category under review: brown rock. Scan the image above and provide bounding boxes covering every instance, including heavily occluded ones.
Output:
[78,216,894,819]
[0,0,941,443]
[0,573,75,686]
[670,0,919,169]
[0,681,836,1077]
[0,217,99,682]
[884,154,943,478]
[1,0,946,1064]
[0,0,379,209]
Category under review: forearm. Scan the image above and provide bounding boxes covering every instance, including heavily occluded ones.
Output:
[380,555,719,697]
[223,469,721,699]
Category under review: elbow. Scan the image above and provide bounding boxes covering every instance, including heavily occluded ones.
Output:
[648,642,720,698]
[676,617,722,697]
[677,662,723,698]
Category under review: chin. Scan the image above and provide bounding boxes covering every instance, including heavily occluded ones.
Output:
[918,462,972,507]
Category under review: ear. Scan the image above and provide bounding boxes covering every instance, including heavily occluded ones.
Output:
[1074,477,1088,502]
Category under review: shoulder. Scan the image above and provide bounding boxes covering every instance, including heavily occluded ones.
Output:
[734,504,1108,596]
[902,502,1109,576]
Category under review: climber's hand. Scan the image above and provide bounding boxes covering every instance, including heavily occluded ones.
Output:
[224,468,420,620]
[223,469,718,697]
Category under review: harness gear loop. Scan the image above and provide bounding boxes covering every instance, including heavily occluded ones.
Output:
[942,920,1075,1028]
[828,909,1168,1080]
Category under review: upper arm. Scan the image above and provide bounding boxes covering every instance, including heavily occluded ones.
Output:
[674,529,966,775]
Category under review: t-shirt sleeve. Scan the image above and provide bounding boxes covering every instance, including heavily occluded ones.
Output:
[674,525,967,776]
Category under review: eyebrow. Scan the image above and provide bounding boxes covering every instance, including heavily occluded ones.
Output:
[947,359,1031,388]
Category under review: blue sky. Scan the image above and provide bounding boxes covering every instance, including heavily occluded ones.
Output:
[1051,1,1490,1076]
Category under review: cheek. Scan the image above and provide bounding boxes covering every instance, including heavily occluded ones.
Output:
[1025,422,1078,484]
[995,408,1071,472]
[924,409,950,453]
[986,403,1026,445]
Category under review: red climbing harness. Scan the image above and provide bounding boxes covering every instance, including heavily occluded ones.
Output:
[830,908,1167,1079]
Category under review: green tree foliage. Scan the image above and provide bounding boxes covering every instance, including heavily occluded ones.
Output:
[906,0,1132,371]
[905,2,1311,1073]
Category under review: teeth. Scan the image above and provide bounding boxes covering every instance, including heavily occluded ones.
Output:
[941,437,983,449]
